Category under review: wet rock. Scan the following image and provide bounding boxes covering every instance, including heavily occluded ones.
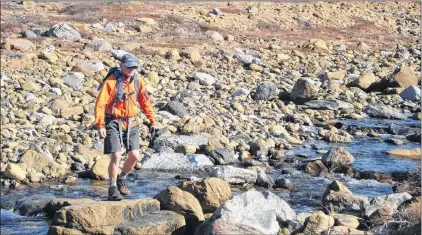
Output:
[17,195,56,216]
[47,23,81,41]
[141,152,213,171]
[164,101,188,118]
[290,78,320,104]
[406,133,421,143]
[304,99,354,110]
[400,85,421,101]
[179,177,231,213]
[323,181,369,212]
[114,210,186,235]
[275,178,294,190]
[301,160,328,176]
[4,163,27,181]
[211,166,257,184]
[50,199,160,234]
[363,104,405,120]
[194,72,215,86]
[321,147,354,173]
[357,171,380,180]
[44,198,96,218]
[256,170,275,188]
[388,123,421,136]
[196,190,296,235]
[302,211,334,234]
[385,138,407,145]
[208,148,236,165]
[253,82,279,100]
[391,223,421,235]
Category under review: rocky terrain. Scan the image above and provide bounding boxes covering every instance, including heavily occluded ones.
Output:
[0,1,421,235]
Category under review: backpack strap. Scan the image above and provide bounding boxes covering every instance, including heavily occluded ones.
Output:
[134,73,140,98]
[111,67,123,114]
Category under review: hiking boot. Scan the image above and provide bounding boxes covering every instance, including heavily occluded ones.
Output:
[108,186,123,201]
[117,176,130,196]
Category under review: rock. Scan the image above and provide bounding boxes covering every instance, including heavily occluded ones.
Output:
[391,223,421,235]
[196,219,265,235]
[246,6,258,14]
[348,72,377,90]
[22,81,40,91]
[40,51,59,63]
[23,30,37,39]
[114,211,186,235]
[331,226,373,235]
[290,78,320,104]
[400,85,421,101]
[88,157,110,180]
[326,70,346,81]
[208,148,236,165]
[47,226,85,235]
[406,133,421,143]
[72,60,104,76]
[275,178,294,190]
[197,191,296,235]
[112,50,128,60]
[234,53,254,65]
[63,72,85,91]
[146,71,160,85]
[60,106,84,119]
[302,211,334,235]
[179,177,231,213]
[211,166,257,184]
[141,152,213,171]
[389,123,421,136]
[357,171,380,180]
[16,195,56,216]
[387,148,421,160]
[181,48,202,63]
[332,213,360,229]
[253,82,279,100]
[48,23,81,41]
[164,101,188,118]
[50,199,160,234]
[84,39,112,52]
[153,135,209,152]
[304,100,354,110]
[321,147,354,173]
[4,39,36,52]
[153,186,205,225]
[391,65,419,88]
[256,170,275,188]
[194,72,215,86]
[210,8,223,15]
[18,150,52,174]
[205,30,224,41]
[137,17,156,25]
[323,181,369,212]
[363,104,405,120]
[44,198,96,217]
[4,163,27,181]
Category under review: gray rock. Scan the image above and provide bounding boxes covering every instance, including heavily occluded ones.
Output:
[208,148,237,165]
[194,72,215,86]
[50,87,62,96]
[246,6,258,14]
[205,30,224,41]
[275,178,294,190]
[23,30,37,39]
[232,88,250,97]
[321,147,355,172]
[363,104,406,120]
[210,8,223,15]
[63,72,85,91]
[153,135,209,152]
[400,85,421,101]
[112,50,129,60]
[201,190,296,234]
[141,152,213,171]
[164,101,188,118]
[256,171,274,188]
[364,192,412,218]
[304,99,354,110]
[388,123,421,136]
[406,133,421,143]
[211,166,257,184]
[17,195,56,216]
[253,82,279,100]
[47,23,81,41]
[234,53,254,65]
[104,23,117,32]
[290,78,320,104]
[85,39,112,52]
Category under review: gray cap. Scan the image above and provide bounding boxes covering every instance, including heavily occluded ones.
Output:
[121,53,139,68]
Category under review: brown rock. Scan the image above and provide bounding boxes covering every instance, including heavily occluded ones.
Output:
[4,39,36,51]
[331,226,373,235]
[44,198,96,217]
[153,186,205,222]
[18,150,51,174]
[387,148,421,160]
[302,211,334,235]
[5,163,27,181]
[302,160,328,176]
[60,106,84,119]
[179,177,231,213]
[323,181,368,212]
[47,226,84,235]
[392,65,419,88]
[321,147,355,172]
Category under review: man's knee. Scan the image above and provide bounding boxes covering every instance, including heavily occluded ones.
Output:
[110,152,122,163]
[128,150,140,161]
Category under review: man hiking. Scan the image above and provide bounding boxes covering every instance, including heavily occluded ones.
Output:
[95,53,157,201]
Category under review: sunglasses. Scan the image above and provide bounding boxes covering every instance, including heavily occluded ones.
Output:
[127,66,138,69]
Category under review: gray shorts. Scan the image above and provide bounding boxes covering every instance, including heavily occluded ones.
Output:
[104,116,140,154]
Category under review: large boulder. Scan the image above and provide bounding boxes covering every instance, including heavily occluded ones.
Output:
[44,198,96,217]
[18,150,52,174]
[211,166,257,184]
[290,78,320,104]
[47,23,82,41]
[321,147,354,173]
[390,65,419,88]
[141,152,213,172]
[50,199,160,234]
[323,181,369,213]
[196,191,296,235]
[253,82,279,100]
[364,192,412,219]
[302,211,334,235]
[179,177,231,213]
[153,135,209,152]
[363,104,405,120]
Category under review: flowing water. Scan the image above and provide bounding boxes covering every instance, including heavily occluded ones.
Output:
[1,118,420,234]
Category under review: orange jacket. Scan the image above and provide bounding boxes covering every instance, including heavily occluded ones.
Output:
[95,73,156,129]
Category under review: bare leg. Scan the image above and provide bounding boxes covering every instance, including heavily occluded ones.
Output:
[122,150,139,174]
[109,152,122,181]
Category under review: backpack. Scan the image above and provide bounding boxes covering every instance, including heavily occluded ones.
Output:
[97,66,140,114]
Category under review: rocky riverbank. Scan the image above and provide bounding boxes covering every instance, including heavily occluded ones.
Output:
[1,1,421,234]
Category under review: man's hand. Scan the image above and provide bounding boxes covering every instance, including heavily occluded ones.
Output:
[98,127,106,140]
